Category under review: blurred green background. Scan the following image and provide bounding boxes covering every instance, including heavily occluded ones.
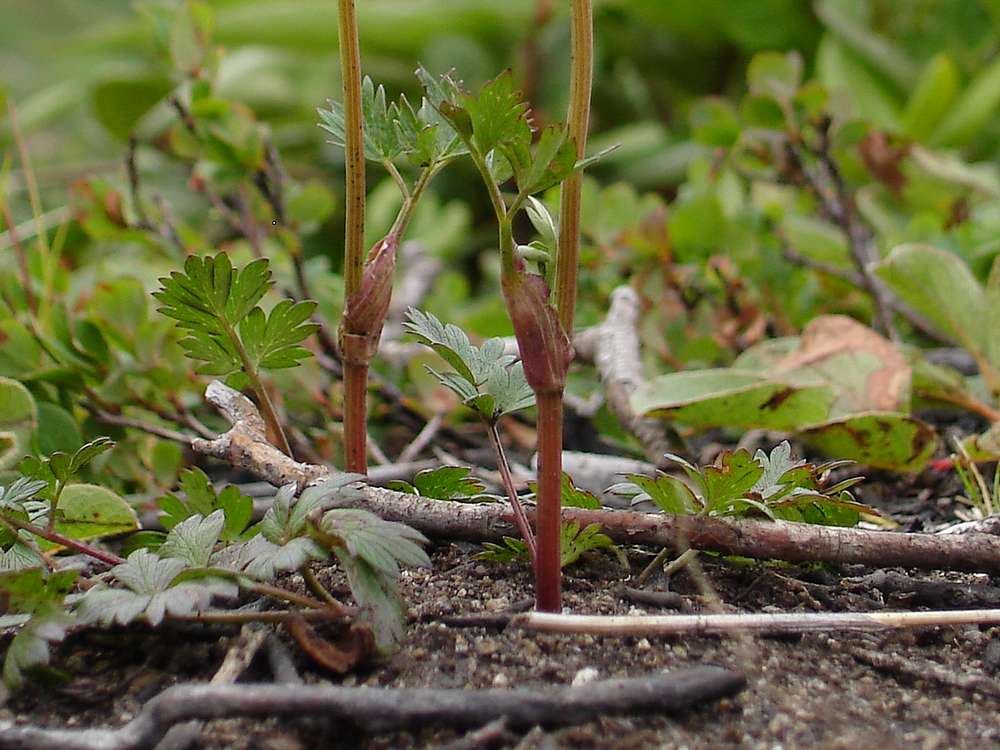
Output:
[5,0,1000,338]
[7,1,1000,185]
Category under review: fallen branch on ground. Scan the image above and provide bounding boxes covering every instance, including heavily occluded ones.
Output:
[189,380,1000,575]
[515,609,1000,637]
[0,669,745,750]
[850,644,1000,699]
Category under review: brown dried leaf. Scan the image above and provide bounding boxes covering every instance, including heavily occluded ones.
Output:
[774,315,910,414]
[286,616,375,675]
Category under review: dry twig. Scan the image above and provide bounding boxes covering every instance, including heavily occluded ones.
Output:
[0,670,745,750]
[184,380,1000,576]
[559,286,675,464]
[516,609,1000,638]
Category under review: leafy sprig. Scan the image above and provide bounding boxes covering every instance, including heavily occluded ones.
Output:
[389,466,490,501]
[608,441,883,527]
[0,568,78,687]
[154,253,318,377]
[318,77,466,170]
[403,308,534,422]
[154,252,317,455]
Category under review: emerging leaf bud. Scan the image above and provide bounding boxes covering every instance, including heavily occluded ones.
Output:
[339,234,398,365]
[501,266,572,394]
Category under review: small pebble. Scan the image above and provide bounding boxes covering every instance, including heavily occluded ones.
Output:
[492,672,510,688]
[572,666,600,686]
[485,596,510,612]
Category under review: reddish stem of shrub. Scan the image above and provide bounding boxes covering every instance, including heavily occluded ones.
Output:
[534,391,564,611]
[343,362,368,474]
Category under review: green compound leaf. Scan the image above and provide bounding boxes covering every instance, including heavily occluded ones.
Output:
[404,308,533,421]
[210,534,327,582]
[77,549,237,627]
[155,253,314,376]
[559,522,621,568]
[317,509,430,579]
[528,473,602,510]
[157,468,254,542]
[609,442,889,527]
[260,475,366,545]
[608,473,700,515]
[313,509,429,653]
[479,522,620,569]
[239,299,320,370]
[389,466,488,501]
[159,510,225,567]
[0,568,78,687]
[320,76,465,170]
[0,477,49,511]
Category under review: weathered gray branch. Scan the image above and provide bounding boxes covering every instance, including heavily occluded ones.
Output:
[568,286,675,464]
[0,670,745,750]
[191,380,1000,575]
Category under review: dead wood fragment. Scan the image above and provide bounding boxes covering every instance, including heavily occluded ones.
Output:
[850,645,1000,699]
[0,669,745,750]
[572,286,676,464]
[192,380,1000,576]
[618,586,687,611]
[515,609,1000,638]
[438,718,513,750]
[842,570,1000,609]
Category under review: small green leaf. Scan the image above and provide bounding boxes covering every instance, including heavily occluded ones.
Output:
[901,53,959,141]
[318,508,430,579]
[389,466,487,501]
[0,378,37,471]
[32,403,81,457]
[699,450,765,512]
[211,535,326,581]
[50,484,138,543]
[92,77,173,141]
[608,474,700,515]
[0,568,77,687]
[0,478,48,511]
[690,98,740,147]
[68,437,115,476]
[747,50,802,100]
[875,244,985,359]
[77,549,237,627]
[931,54,1000,147]
[632,369,835,431]
[799,412,938,472]
[559,522,619,568]
[529,473,601,509]
[159,511,225,567]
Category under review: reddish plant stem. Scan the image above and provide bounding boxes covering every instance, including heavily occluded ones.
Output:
[343,361,369,474]
[487,423,536,561]
[0,514,125,567]
[534,392,564,612]
[554,0,593,332]
[338,0,366,297]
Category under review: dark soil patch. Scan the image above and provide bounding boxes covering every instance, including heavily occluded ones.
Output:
[6,540,1000,750]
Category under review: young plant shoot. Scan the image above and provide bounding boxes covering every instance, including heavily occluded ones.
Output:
[322,2,464,474]
[415,3,597,611]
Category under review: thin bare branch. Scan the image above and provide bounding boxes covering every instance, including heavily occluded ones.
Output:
[0,669,745,750]
[186,381,1000,576]
[516,608,1000,638]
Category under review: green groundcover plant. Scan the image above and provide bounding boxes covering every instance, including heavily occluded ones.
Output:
[3,0,1000,694]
